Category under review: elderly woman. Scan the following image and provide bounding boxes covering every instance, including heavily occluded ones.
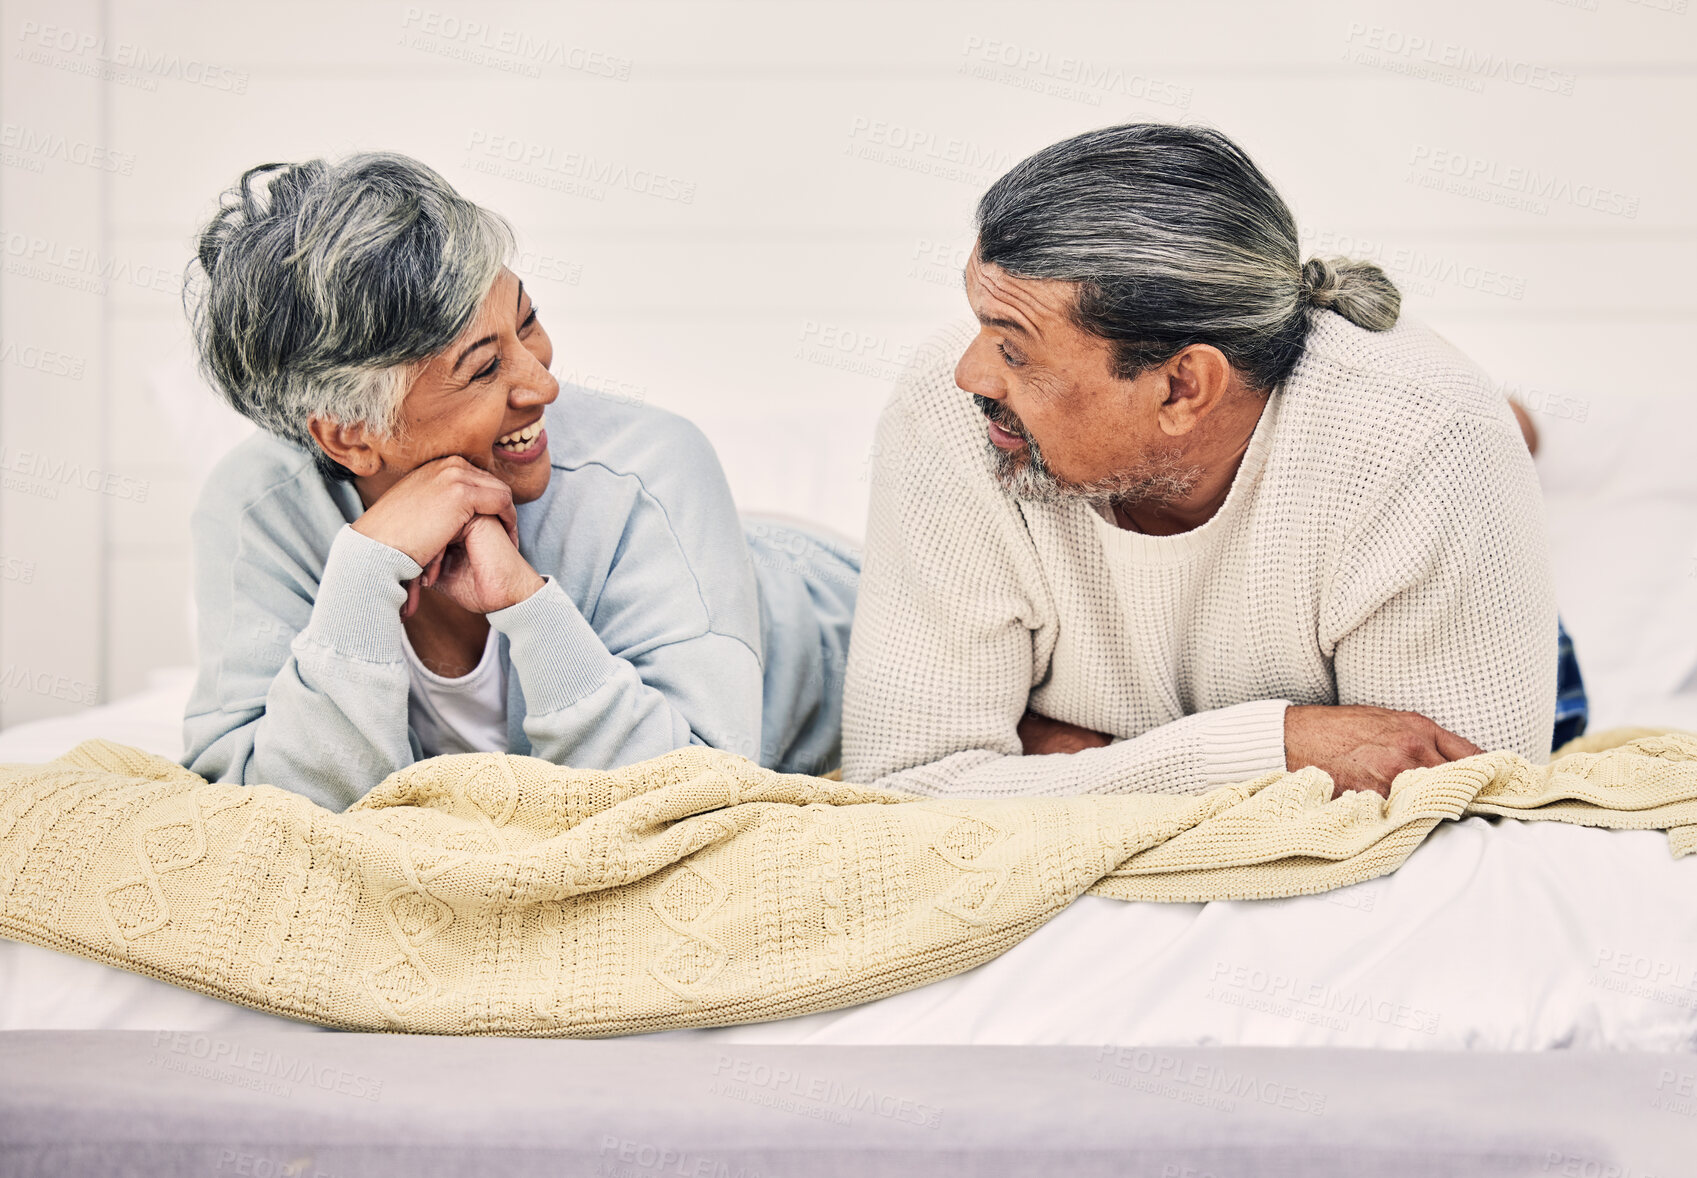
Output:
[181,153,857,809]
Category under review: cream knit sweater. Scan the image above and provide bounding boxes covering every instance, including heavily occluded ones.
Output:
[843,313,1558,796]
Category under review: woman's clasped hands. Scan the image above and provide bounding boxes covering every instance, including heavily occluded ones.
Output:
[350,455,545,620]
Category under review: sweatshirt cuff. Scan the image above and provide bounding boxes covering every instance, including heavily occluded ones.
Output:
[487,576,620,714]
[1194,698,1292,789]
[296,525,421,664]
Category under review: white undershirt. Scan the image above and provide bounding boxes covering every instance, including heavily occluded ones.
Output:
[402,624,509,757]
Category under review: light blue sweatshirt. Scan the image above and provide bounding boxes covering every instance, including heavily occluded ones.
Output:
[181,386,859,810]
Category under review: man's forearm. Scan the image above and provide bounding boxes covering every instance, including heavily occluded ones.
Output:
[853,699,1290,798]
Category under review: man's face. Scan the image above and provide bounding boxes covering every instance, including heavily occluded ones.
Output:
[955,253,1202,507]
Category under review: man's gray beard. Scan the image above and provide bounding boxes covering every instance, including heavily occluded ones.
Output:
[985,434,1204,509]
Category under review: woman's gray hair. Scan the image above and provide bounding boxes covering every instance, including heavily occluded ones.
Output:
[975,123,1400,392]
[186,152,513,480]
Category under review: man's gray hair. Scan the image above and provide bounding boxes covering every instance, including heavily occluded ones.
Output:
[976,123,1400,392]
[186,152,513,480]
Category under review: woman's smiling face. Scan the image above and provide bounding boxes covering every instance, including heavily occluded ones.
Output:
[329,267,561,507]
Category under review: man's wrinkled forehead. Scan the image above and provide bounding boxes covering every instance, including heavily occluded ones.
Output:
[963,253,1074,343]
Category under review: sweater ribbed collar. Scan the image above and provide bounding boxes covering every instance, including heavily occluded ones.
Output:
[1083,383,1285,565]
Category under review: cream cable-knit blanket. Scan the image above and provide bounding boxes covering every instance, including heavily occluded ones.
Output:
[2,734,1695,1036]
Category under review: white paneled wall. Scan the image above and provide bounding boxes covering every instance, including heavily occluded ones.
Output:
[1,0,1693,726]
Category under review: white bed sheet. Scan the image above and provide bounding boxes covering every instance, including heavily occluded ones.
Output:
[3,673,1695,1050]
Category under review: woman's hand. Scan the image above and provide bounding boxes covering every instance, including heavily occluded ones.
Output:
[349,456,540,617]
[352,455,518,561]
[420,513,545,616]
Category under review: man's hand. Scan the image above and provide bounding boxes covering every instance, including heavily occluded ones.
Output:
[1018,711,1113,756]
[350,457,539,617]
[1285,704,1484,799]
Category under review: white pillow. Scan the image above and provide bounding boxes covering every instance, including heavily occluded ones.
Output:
[1536,391,1697,726]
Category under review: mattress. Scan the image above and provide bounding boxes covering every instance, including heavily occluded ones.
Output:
[3,673,1697,1052]
[3,1033,1694,1178]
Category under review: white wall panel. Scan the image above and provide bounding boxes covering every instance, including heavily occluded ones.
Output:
[1,0,1691,728]
[0,0,110,724]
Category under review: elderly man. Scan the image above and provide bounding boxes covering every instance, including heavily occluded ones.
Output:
[842,123,1560,799]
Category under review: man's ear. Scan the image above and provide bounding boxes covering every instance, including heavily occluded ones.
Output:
[1155,345,1235,437]
[307,415,382,477]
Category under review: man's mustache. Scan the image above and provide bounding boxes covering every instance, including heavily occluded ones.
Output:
[973,394,1029,441]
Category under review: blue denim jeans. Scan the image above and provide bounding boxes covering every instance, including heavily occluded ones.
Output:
[1553,617,1589,752]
